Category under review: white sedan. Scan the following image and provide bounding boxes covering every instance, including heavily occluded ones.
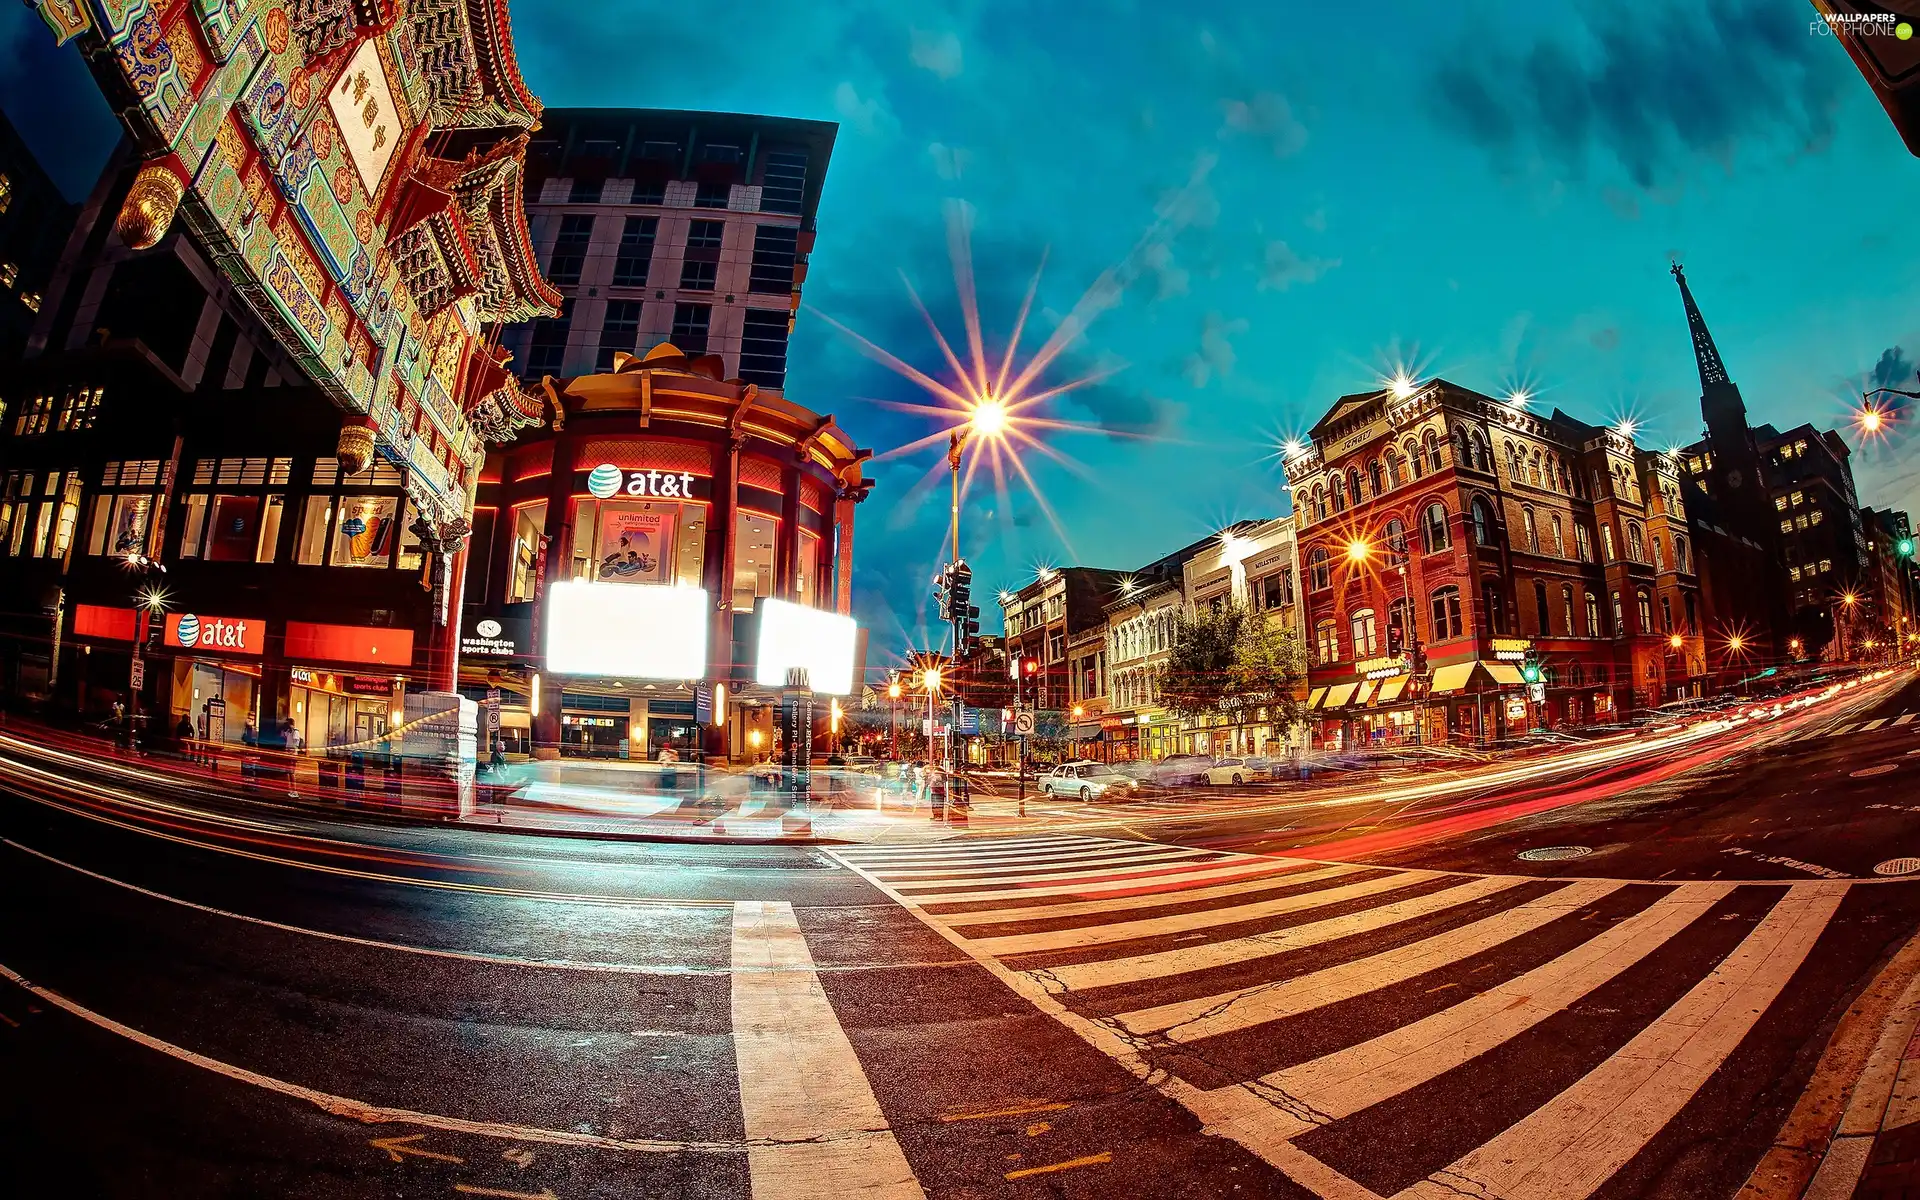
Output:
[1039,762,1137,801]
[1204,757,1272,785]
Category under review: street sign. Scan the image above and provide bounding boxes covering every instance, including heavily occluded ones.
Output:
[1014,710,1036,736]
[485,686,502,732]
[958,705,979,734]
[129,655,144,689]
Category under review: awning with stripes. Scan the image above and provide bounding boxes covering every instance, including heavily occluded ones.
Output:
[1428,662,1477,694]
[1353,679,1377,706]
[1306,686,1327,710]
[1484,661,1526,686]
[1323,682,1358,709]
[1374,676,1408,704]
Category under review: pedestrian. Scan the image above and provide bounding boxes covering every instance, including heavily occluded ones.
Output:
[658,743,679,793]
[176,713,195,762]
[242,718,257,748]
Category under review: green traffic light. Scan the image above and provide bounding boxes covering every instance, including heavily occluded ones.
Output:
[1521,664,1541,683]
[1900,538,1916,558]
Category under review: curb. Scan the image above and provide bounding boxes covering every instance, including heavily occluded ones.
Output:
[1740,927,1920,1199]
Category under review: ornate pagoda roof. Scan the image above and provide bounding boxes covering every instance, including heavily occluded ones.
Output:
[408,0,543,131]
[420,135,562,323]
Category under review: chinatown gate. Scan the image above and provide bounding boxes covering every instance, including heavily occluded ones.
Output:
[26,0,562,693]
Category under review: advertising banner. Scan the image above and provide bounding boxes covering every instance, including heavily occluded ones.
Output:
[597,510,673,585]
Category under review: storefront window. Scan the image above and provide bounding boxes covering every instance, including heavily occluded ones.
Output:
[181,458,292,560]
[86,460,167,557]
[507,501,547,602]
[797,527,826,607]
[331,495,400,567]
[296,458,411,569]
[732,511,777,610]
[571,498,706,588]
[1349,608,1378,657]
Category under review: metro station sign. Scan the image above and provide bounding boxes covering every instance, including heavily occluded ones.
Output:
[164,612,265,656]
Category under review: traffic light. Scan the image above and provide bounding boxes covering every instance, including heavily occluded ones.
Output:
[947,561,972,621]
[1386,619,1404,657]
[1520,657,1542,684]
[1900,537,1916,558]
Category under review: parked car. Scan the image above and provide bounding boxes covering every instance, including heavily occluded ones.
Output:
[1204,757,1272,785]
[1038,761,1138,800]
[1150,754,1213,787]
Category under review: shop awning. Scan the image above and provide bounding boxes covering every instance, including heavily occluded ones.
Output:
[1375,676,1408,703]
[1323,682,1358,709]
[1352,680,1376,706]
[1306,686,1327,710]
[1069,723,1102,739]
[1429,662,1476,694]
[1484,661,1526,686]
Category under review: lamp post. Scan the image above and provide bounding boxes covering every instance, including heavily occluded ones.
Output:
[921,667,943,819]
[887,677,902,760]
[1841,592,1859,664]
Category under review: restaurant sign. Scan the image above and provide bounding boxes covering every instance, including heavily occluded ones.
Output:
[1357,654,1411,680]
[1491,638,1533,662]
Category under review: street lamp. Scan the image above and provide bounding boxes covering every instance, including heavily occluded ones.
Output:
[1668,633,1684,650]
[1346,538,1372,564]
[886,677,903,759]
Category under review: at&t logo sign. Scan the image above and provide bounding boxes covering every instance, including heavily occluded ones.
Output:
[166,611,264,655]
[587,462,700,500]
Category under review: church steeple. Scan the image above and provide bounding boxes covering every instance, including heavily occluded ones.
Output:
[1671,262,1729,389]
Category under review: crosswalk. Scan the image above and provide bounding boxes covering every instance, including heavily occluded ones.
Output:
[1783,710,1919,743]
[833,834,1860,1200]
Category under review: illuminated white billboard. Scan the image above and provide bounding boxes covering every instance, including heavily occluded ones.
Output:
[755,598,858,695]
[545,581,709,679]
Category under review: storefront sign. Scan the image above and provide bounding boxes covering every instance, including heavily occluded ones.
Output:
[290,667,320,686]
[754,597,858,695]
[563,714,618,727]
[73,604,139,642]
[1505,696,1529,722]
[284,621,414,667]
[545,580,708,680]
[344,675,395,696]
[165,612,265,656]
[1491,637,1533,662]
[460,614,527,659]
[1357,654,1411,680]
[585,463,709,501]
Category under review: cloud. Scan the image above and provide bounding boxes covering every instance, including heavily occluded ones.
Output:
[1428,2,1846,191]
[909,28,963,79]
[1590,327,1620,352]
[926,142,972,180]
[1302,207,1327,232]
[832,80,897,137]
[1870,345,1915,394]
[1182,312,1248,388]
[1256,240,1339,291]
[1141,242,1189,301]
[1220,91,1308,156]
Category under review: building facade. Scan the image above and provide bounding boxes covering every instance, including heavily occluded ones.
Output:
[1001,566,1125,719]
[1858,506,1917,657]
[1286,379,1706,747]
[504,109,837,391]
[1177,517,1305,757]
[0,106,74,359]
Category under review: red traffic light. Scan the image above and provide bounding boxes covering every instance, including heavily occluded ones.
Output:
[1023,659,1039,675]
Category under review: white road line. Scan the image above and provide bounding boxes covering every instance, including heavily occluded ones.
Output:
[903,857,1325,906]
[1398,883,1846,1200]
[868,848,1219,883]
[731,901,925,1199]
[1031,875,1524,993]
[1832,723,1862,738]
[1862,718,1891,732]
[1896,713,1917,727]
[851,845,1211,874]
[933,864,1364,928]
[837,836,1102,863]
[973,869,1442,957]
[1122,880,1624,1041]
[1218,883,1734,1137]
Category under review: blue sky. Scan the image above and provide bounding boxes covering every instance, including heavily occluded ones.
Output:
[9,1,1920,660]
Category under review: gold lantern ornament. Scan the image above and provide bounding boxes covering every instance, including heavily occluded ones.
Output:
[337,415,378,475]
[115,157,187,251]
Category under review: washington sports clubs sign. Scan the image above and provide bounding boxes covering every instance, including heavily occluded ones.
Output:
[163,611,265,656]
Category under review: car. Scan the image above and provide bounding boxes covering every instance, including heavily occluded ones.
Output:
[1038,761,1137,800]
[1204,757,1272,785]
[1149,754,1213,787]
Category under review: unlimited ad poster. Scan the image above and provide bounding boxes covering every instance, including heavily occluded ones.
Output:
[598,509,673,585]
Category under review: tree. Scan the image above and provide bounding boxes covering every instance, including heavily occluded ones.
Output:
[1154,603,1306,738]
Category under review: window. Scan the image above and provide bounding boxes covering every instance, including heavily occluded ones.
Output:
[0,262,15,288]
[13,394,54,436]
[694,179,731,209]
[1790,490,1804,507]
[1533,581,1550,635]
[687,220,725,250]
[55,386,103,432]
[1349,608,1378,657]
[1551,513,1565,557]
[0,173,9,215]
[1348,467,1364,505]
[671,303,711,355]
[738,308,791,388]
[1307,546,1331,590]
[1611,590,1625,637]
[293,457,407,569]
[1561,584,1576,636]
[1388,598,1410,645]
[1386,453,1404,488]
[749,225,799,295]
[1628,523,1646,563]
[612,216,657,287]
[86,460,167,557]
[1422,503,1450,553]
[595,301,643,371]
[1685,592,1698,631]
[524,298,572,378]
[761,150,808,215]
[1260,568,1293,609]
[1430,586,1463,640]
[679,259,717,291]
[1330,474,1346,512]
[1315,619,1340,664]
[504,501,547,601]
[1425,430,1443,474]
[1482,580,1505,636]
[1774,496,1787,512]
[1585,591,1601,637]
[1637,589,1653,633]
[180,457,292,562]
[1383,518,1407,555]
[547,214,593,285]
[1470,496,1495,547]
[20,292,39,313]
[1522,506,1538,553]
[1653,535,1665,570]
[1674,535,1690,573]
[1780,519,1794,535]
[1661,594,1674,632]
[1601,524,1616,562]
[1312,487,1327,521]
[1405,440,1424,479]
[1368,460,1384,495]
[569,178,603,203]
[733,510,778,611]
[572,496,708,590]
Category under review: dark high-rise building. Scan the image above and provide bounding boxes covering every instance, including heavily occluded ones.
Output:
[0,105,77,360]
[504,109,838,392]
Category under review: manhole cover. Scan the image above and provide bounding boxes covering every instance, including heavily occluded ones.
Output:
[1875,858,1920,876]
[1853,764,1900,779]
[1518,845,1593,862]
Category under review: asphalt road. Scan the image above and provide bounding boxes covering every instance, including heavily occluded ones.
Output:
[3,669,1919,1198]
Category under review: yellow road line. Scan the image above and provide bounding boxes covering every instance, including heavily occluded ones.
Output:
[940,1100,1069,1122]
[1004,1151,1112,1180]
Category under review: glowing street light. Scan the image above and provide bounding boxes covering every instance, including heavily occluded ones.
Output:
[1071,705,1085,718]
[1859,405,1886,435]
[1668,633,1684,650]
[1346,538,1373,564]
[921,667,943,693]
[1842,592,1859,608]
[969,397,1009,438]
[1726,633,1747,653]
[887,680,903,700]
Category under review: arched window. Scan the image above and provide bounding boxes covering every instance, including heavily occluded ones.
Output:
[1561,583,1575,636]
[1383,518,1408,555]
[1430,585,1463,640]
[1386,452,1404,488]
[1533,580,1550,634]
[1406,439,1425,479]
[1661,594,1674,632]
[1528,450,1542,487]
[1550,513,1565,557]
[1368,459,1385,496]
[1388,597,1410,645]
[1471,496,1496,547]
[1611,590,1625,636]
[1585,591,1601,637]
[1506,443,1523,480]
[1628,523,1646,563]
[1560,462,1573,493]
[1570,661,1584,686]
[1293,490,1310,523]
[1575,524,1594,562]
[1330,475,1347,512]
[1312,486,1327,521]
[1653,535,1665,570]
[1455,427,1473,471]
[1482,579,1506,636]
[1349,608,1378,657]
[1314,618,1340,664]
[1423,430,1443,474]
[1636,589,1653,633]
[1674,534,1691,573]
[1521,506,1539,553]
[1307,546,1331,590]
[1601,524,1617,562]
[1471,429,1491,472]
[1348,467,1364,504]
[1422,502,1451,553]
